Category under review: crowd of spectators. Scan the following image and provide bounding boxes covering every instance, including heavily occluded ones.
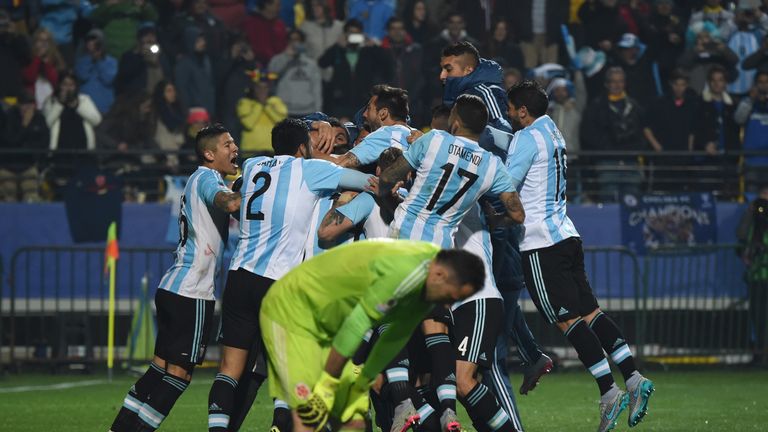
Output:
[0,0,767,203]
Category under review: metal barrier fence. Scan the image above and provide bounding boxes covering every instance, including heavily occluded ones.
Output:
[1,246,177,371]
[1,148,766,203]
[640,244,756,366]
[1,244,764,371]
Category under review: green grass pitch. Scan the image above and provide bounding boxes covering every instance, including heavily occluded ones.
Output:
[1,369,766,431]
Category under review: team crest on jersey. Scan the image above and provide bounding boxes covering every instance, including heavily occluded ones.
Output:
[375,299,398,314]
[295,382,311,400]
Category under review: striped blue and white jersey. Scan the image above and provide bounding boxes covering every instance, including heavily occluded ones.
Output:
[336,191,391,240]
[727,31,760,95]
[452,203,501,310]
[229,155,344,280]
[391,130,514,248]
[348,124,413,165]
[506,115,579,252]
[158,167,231,300]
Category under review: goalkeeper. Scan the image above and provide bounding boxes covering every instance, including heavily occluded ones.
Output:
[259,239,485,431]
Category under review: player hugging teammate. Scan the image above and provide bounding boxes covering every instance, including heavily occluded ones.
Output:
[108,41,653,432]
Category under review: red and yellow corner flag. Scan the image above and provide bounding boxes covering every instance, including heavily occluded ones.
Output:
[106,221,119,380]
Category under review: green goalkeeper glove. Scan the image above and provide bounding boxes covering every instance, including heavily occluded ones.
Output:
[297,371,340,431]
[340,373,372,423]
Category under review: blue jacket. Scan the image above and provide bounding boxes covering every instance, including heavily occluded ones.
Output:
[75,55,118,114]
[39,0,93,45]
[443,59,512,162]
[349,0,394,41]
[744,100,768,166]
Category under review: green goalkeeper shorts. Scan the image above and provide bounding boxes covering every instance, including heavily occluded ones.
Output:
[260,312,360,416]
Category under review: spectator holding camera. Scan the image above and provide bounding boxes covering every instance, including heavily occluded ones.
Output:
[42,71,101,151]
[743,33,768,73]
[115,25,171,96]
[268,29,322,117]
[75,29,118,114]
[678,26,738,93]
[237,73,287,154]
[318,19,395,117]
[735,71,768,187]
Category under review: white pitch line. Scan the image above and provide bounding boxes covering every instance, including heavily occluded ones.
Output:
[0,379,106,394]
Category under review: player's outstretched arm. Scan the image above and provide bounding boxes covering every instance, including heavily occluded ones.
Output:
[334,151,361,168]
[214,190,242,214]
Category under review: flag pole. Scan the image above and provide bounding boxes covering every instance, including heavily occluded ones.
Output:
[106,222,119,382]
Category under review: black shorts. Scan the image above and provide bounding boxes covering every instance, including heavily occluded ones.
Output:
[219,268,275,351]
[522,237,599,324]
[449,298,504,369]
[154,288,215,369]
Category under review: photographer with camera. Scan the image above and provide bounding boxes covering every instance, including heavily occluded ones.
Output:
[75,28,117,114]
[735,70,768,188]
[318,19,395,118]
[268,29,322,118]
[115,25,171,97]
[43,71,102,152]
[678,27,738,93]
[737,184,768,364]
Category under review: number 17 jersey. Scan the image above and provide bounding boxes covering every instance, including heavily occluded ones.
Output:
[391,130,514,248]
[229,155,344,280]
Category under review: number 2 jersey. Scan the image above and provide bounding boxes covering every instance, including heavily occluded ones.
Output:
[158,166,232,300]
[391,130,515,248]
[228,155,344,280]
[506,115,579,252]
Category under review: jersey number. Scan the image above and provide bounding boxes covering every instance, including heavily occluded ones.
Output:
[245,172,272,221]
[553,148,567,202]
[425,163,479,215]
[458,336,469,357]
[178,195,189,247]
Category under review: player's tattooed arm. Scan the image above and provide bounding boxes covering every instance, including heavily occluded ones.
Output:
[334,152,361,168]
[214,190,242,214]
[499,191,525,225]
[378,155,412,224]
[317,209,355,248]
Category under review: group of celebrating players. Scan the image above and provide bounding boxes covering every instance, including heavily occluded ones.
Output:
[107,41,655,432]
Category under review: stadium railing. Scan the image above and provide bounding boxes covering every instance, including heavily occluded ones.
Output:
[2,246,176,372]
[639,244,757,367]
[0,148,765,203]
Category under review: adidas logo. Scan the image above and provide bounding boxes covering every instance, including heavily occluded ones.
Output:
[209,403,221,411]
[479,352,487,361]
[446,373,456,382]
[613,338,625,349]
[558,307,569,316]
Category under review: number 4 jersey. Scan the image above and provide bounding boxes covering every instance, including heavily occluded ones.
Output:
[228,155,345,280]
[505,115,579,252]
[158,166,232,300]
[391,130,515,248]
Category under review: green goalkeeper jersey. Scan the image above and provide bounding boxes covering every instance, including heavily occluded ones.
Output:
[260,239,441,381]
